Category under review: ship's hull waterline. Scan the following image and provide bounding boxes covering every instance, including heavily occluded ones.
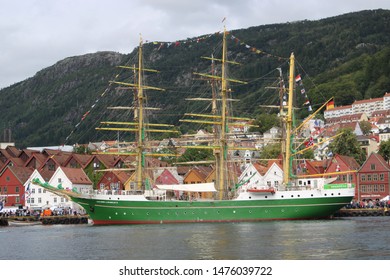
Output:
[71,189,354,225]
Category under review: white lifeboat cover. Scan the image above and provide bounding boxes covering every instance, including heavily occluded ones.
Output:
[155,182,216,192]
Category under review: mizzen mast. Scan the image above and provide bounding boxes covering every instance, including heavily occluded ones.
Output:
[283,53,295,186]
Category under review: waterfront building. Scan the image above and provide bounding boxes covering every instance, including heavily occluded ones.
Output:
[324,154,360,198]
[357,153,390,201]
[0,166,33,208]
[24,169,58,210]
[48,167,93,210]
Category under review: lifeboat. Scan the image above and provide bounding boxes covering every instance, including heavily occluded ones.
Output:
[247,187,276,194]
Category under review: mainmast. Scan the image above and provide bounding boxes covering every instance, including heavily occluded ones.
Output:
[180,26,249,200]
[217,26,229,200]
[136,36,145,189]
[283,53,295,185]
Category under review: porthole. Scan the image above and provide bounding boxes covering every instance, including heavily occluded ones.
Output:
[281,195,284,198]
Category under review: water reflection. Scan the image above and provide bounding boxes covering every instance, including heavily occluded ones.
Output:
[1,217,390,260]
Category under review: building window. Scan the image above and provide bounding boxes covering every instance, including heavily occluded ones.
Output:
[38,198,42,203]
[32,188,35,194]
[360,174,365,181]
[6,176,10,182]
[380,184,385,192]
[373,185,379,192]
[58,178,62,183]
[373,174,378,181]
[367,174,372,181]
[38,188,42,194]
[370,164,376,170]
[16,197,20,203]
[361,185,366,192]
[15,186,19,193]
[54,198,57,203]
[3,187,7,193]
[30,198,34,203]
[380,173,384,181]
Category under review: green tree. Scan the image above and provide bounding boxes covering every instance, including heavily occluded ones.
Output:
[328,128,366,164]
[378,139,390,163]
[250,113,280,134]
[177,148,214,163]
[259,143,281,160]
[359,120,372,135]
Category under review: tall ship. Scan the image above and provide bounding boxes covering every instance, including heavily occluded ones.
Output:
[33,28,355,225]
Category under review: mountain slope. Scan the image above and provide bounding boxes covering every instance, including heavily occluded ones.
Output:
[1,9,390,148]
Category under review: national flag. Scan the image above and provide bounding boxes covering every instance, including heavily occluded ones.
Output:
[326,98,335,110]
[305,137,314,147]
[300,88,306,95]
[308,105,313,112]
[295,74,302,83]
[303,100,310,106]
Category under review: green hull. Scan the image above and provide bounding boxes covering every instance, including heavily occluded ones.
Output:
[72,195,353,225]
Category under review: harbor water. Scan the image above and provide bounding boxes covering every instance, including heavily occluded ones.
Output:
[1,216,390,260]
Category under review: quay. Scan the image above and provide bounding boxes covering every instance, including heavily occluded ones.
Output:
[0,215,89,226]
[334,208,390,217]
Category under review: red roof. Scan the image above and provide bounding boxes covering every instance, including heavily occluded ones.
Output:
[60,167,92,185]
[155,169,179,185]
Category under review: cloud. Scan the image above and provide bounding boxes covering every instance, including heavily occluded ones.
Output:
[0,0,390,89]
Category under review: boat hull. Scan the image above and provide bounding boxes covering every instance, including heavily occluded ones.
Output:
[71,189,354,225]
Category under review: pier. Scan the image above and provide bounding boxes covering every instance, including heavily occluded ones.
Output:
[0,215,89,226]
[334,208,390,217]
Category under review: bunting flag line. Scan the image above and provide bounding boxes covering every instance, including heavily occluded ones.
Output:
[148,30,286,60]
[64,75,119,143]
[229,34,286,60]
[295,73,312,112]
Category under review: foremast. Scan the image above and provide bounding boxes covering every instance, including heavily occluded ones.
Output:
[96,35,177,190]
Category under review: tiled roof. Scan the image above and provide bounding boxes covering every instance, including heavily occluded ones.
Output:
[60,167,92,184]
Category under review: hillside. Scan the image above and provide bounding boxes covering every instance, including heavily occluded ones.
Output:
[1,9,390,148]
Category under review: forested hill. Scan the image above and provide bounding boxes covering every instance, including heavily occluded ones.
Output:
[1,9,390,148]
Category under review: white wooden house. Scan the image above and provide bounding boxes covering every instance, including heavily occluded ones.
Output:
[48,167,93,211]
[24,169,62,210]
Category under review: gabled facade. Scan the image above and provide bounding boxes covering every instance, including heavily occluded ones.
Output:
[25,169,59,209]
[238,162,267,189]
[96,171,131,191]
[49,167,93,211]
[0,166,34,207]
[324,154,360,198]
[357,153,390,201]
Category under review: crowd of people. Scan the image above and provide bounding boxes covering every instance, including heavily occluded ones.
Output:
[346,199,390,209]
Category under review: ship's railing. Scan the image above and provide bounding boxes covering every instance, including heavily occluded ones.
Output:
[82,189,144,196]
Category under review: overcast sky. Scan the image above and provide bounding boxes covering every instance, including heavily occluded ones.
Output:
[1,0,390,89]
